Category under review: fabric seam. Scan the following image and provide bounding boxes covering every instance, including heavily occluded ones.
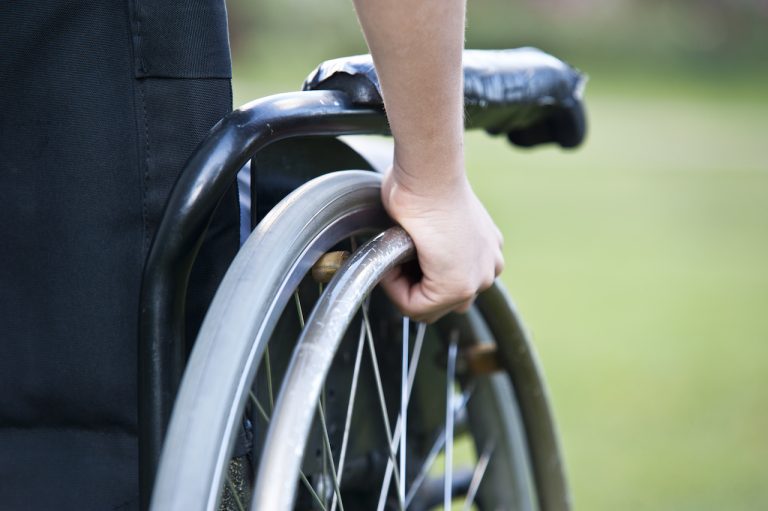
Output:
[139,80,151,250]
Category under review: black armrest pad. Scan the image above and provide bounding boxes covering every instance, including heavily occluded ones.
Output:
[303,48,587,149]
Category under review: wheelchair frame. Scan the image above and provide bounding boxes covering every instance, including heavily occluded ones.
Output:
[139,48,584,510]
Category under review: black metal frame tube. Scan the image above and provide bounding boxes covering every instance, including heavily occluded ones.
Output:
[138,90,386,509]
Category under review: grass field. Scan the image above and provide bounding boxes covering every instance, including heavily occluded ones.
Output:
[466,82,768,510]
[233,68,768,510]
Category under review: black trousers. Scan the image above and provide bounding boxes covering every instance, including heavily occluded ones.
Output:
[0,2,239,508]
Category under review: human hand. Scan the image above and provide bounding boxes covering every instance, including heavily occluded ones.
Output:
[379,161,505,323]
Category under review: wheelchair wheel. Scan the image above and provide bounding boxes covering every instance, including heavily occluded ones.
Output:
[151,171,568,511]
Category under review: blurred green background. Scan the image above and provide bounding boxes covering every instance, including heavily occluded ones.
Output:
[226,1,768,509]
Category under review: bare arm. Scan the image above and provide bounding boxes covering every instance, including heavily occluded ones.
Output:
[353,0,504,323]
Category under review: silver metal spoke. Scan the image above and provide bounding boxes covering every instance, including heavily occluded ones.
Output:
[294,291,306,328]
[405,386,474,508]
[361,306,396,446]
[248,391,270,424]
[251,383,328,510]
[321,388,328,503]
[408,323,427,395]
[295,290,334,504]
[362,305,404,511]
[330,319,367,511]
[376,322,427,511]
[300,472,329,511]
[444,335,459,510]
[399,317,409,504]
[404,428,446,509]
[317,400,345,511]
[264,345,274,411]
[462,440,495,511]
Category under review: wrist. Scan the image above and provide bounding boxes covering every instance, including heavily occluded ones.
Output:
[390,160,468,199]
[383,163,472,222]
[390,144,466,197]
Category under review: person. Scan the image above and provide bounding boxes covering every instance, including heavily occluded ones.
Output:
[0,0,502,508]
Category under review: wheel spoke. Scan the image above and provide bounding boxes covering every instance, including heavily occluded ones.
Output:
[264,345,274,412]
[300,472,329,511]
[404,428,446,508]
[321,387,328,503]
[407,323,427,407]
[294,291,306,329]
[361,306,395,446]
[306,287,329,498]
[444,334,459,510]
[462,440,495,511]
[405,386,474,508]
[376,322,427,511]
[317,400,345,511]
[248,391,270,424]
[399,317,409,504]
[296,289,337,508]
[361,305,404,510]
[251,390,332,510]
[330,319,367,511]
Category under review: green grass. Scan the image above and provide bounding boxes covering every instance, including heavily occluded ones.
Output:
[465,90,768,510]
[233,69,768,510]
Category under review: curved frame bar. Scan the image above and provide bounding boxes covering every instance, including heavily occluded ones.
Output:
[138,90,387,507]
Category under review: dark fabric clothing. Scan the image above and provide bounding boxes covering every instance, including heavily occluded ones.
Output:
[0,1,239,508]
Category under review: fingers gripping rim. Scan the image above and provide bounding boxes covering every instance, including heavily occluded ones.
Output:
[151,171,390,511]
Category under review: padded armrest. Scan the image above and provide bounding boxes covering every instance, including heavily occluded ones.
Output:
[303,48,587,149]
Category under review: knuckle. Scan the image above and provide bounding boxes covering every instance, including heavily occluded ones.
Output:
[456,283,476,301]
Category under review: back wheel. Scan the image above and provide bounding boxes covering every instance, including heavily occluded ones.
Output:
[151,171,568,511]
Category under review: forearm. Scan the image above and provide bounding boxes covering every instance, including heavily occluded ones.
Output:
[352,0,501,323]
[352,0,467,192]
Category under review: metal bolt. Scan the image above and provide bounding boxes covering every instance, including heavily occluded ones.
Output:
[312,251,350,283]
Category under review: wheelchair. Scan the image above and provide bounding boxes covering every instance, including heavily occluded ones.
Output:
[138,48,586,511]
